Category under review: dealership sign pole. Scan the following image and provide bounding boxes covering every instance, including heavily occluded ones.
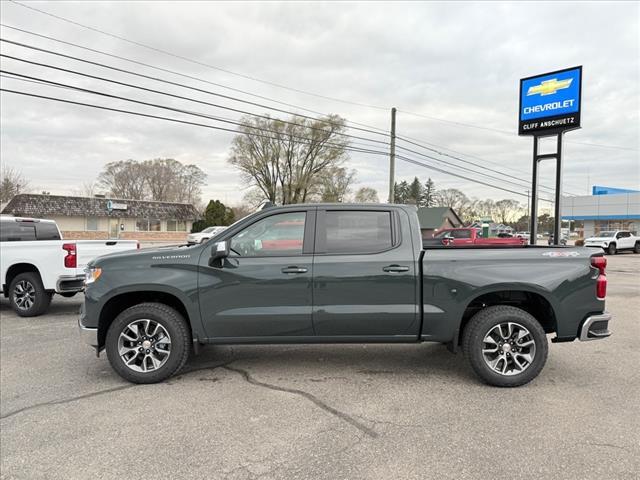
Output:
[519,66,582,246]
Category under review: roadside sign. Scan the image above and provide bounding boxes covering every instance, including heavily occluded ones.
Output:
[107,200,127,213]
[518,66,582,135]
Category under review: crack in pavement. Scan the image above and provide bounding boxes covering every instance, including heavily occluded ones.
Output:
[0,358,241,421]
[0,384,136,420]
[222,365,378,438]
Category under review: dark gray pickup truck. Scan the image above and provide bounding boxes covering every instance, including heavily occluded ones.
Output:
[79,204,611,387]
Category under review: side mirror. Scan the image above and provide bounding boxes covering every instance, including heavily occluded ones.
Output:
[211,240,230,262]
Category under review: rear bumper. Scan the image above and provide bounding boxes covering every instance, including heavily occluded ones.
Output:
[579,312,612,341]
[57,274,85,293]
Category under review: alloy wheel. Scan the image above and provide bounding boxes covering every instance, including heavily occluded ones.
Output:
[482,322,536,376]
[118,319,172,373]
[13,280,36,311]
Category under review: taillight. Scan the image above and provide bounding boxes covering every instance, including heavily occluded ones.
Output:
[62,243,77,268]
[596,275,607,300]
[591,255,607,275]
[591,255,607,300]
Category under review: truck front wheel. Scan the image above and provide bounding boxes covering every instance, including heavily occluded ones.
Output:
[105,302,191,384]
[462,306,548,387]
[9,272,52,317]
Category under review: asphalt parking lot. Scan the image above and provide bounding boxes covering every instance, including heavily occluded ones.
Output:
[1,254,638,480]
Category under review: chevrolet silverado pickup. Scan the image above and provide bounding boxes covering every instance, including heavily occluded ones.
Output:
[79,204,611,387]
[1,216,138,316]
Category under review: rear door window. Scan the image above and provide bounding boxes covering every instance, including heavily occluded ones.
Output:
[323,210,393,254]
[36,222,61,240]
[450,230,472,239]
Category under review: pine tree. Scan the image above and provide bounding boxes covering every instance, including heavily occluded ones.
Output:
[408,177,423,205]
[421,178,436,207]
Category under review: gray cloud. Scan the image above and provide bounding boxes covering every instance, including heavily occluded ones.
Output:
[1,1,638,207]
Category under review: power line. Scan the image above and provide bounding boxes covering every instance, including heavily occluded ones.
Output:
[8,0,391,111]
[394,141,552,195]
[0,70,390,155]
[1,65,561,196]
[4,4,634,152]
[1,87,551,201]
[397,109,637,152]
[395,136,580,196]
[0,43,581,193]
[0,24,390,137]
[396,155,554,203]
[0,50,390,149]
[0,87,389,158]
[0,36,389,140]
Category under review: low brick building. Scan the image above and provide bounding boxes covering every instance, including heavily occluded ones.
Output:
[2,194,200,242]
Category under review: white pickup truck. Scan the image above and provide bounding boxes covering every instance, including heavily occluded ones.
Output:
[584,230,640,255]
[1,216,138,316]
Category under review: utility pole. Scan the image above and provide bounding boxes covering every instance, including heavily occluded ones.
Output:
[388,107,397,203]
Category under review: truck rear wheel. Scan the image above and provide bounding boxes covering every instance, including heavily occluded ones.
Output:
[8,272,52,317]
[105,302,191,384]
[462,306,548,387]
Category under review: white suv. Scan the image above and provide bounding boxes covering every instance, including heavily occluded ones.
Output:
[584,230,640,255]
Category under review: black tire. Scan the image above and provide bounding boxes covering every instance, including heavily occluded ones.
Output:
[607,243,617,255]
[105,302,191,384]
[634,242,640,254]
[200,237,209,244]
[462,305,548,387]
[59,292,77,298]
[8,272,52,317]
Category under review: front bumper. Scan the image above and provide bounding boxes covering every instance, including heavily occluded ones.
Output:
[579,312,612,341]
[78,303,99,350]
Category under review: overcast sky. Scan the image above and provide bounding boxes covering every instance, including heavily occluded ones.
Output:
[1,1,638,208]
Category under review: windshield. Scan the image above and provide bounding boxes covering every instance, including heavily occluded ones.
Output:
[598,231,616,237]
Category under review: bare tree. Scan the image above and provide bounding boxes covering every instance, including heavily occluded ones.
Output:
[96,159,205,203]
[0,166,30,204]
[97,160,147,199]
[435,188,472,222]
[319,166,356,202]
[494,199,522,224]
[228,114,350,205]
[354,187,379,203]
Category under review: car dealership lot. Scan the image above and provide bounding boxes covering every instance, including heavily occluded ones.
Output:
[1,254,638,480]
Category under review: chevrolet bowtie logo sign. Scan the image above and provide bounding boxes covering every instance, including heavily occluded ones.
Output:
[526,78,573,96]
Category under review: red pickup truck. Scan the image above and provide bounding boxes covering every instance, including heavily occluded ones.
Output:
[424,228,526,247]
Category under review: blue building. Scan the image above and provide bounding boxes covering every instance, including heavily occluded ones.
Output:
[562,186,640,237]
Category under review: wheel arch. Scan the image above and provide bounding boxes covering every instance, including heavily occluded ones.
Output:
[97,290,193,349]
[4,263,41,296]
[454,288,558,349]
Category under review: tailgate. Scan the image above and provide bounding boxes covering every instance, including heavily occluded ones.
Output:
[74,240,139,269]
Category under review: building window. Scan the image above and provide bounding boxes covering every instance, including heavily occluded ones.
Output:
[149,219,161,232]
[166,220,187,232]
[86,217,98,231]
[136,219,149,231]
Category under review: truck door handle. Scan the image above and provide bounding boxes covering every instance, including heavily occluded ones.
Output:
[281,266,308,274]
[383,265,409,273]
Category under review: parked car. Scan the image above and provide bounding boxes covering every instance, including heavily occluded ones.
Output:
[423,228,526,247]
[515,231,530,238]
[1,216,139,316]
[584,230,640,255]
[186,226,227,244]
[79,204,610,387]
